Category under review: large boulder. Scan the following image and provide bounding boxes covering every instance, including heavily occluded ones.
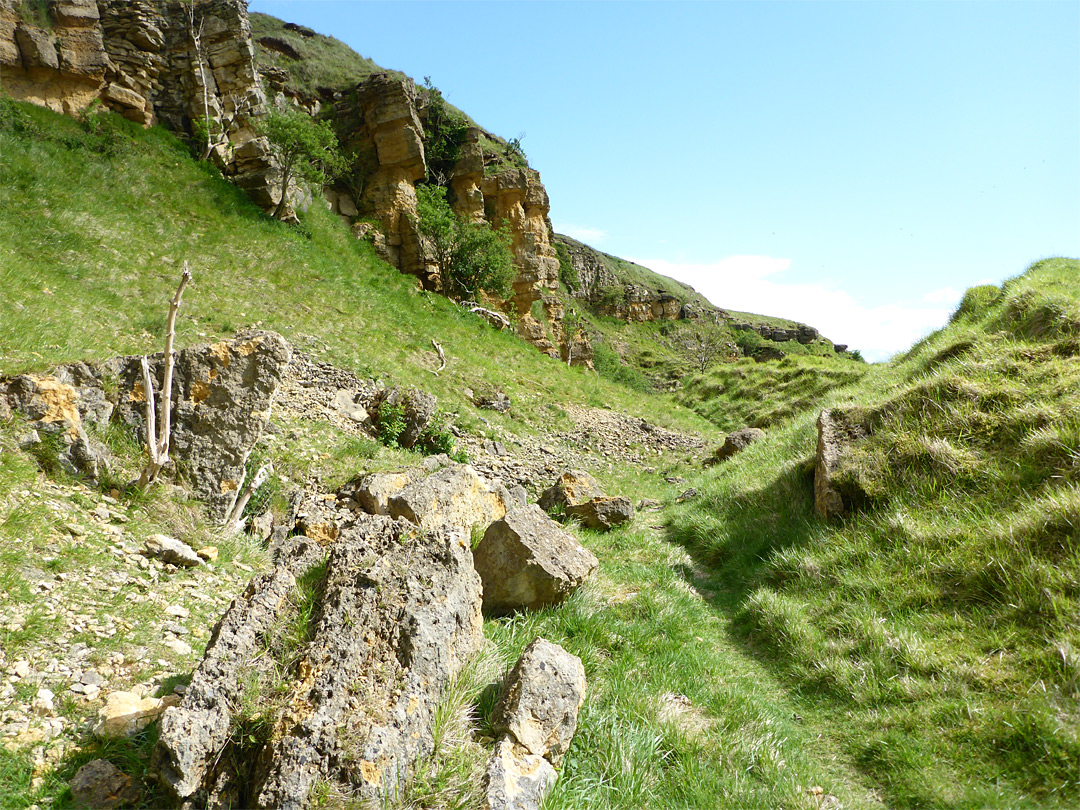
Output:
[537,469,605,512]
[483,638,586,810]
[473,504,598,615]
[565,495,634,530]
[109,331,291,522]
[388,463,509,533]
[0,373,106,479]
[153,513,483,808]
[712,426,765,463]
[815,408,871,519]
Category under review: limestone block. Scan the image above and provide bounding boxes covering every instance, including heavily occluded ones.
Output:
[565,496,634,530]
[473,504,598,614]
[389,463,508,533]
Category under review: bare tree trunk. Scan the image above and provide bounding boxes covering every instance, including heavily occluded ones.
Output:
[223,462,273,534]
[430,339,446,374]
[138,264,192,489]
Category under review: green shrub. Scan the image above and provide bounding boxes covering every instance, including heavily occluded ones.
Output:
[375,400,407,448]
[593,343,652,393]
[415,184,515,300]
[420,79,469,185]
[556,242,579,291]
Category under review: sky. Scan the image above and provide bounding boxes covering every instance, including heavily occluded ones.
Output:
[249,0,1080,361]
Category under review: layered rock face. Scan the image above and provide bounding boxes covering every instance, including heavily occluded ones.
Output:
[556,235,692,323]
[331,79,564,354]
[1,0,278,207]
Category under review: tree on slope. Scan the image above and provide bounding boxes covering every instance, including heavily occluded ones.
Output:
[415,184,516,300]
[258,106,347,220]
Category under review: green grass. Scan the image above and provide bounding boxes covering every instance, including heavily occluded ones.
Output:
[670,257,1080,808]
[249,13,392,96]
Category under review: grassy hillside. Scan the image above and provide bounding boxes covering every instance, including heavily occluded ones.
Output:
[249,13,392,96]
[670,257,1080,808]
[2,96,1076,810]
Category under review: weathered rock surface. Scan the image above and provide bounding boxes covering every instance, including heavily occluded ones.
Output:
[483,638,586,810]
[537,469,605,513]
[93,690,178,739]
[483,739,556,810]
[0,372,106,479]
[388,462,509,533]
[70,758,141,810]
[1,0,279,207]
[473,505,598,614]
[373,385,436,450]
[152,566,298,802]
[712,426,766,463]
[109,330,291,521]
[565,495,634,530]
[154,513,483,809]
[815,407,871,519]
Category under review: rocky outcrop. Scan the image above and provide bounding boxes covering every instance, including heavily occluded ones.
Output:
[1,0,280,208]
[483,638,586,810]
[388,462,510,533]
[109,330,291,522]
[473,504,598,615]
[154,501,484,807]
[372,385,436,450]
[732,320,821,345]
[815,408,871,519]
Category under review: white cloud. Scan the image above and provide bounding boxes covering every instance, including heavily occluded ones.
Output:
[553,223,608,245]
[922,286,964,306]
[629,256,954,362]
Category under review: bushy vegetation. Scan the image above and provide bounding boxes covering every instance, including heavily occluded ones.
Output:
[420,79,470,186]
[257,106,348,219]
[415,184,516,300]
[670,258,1080,808]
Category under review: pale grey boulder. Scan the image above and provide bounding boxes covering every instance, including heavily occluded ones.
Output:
[538,469,604,512]
[142,534,202,568]
[388,463,509,533]
[483,638,587,810]
[473,505,598,615]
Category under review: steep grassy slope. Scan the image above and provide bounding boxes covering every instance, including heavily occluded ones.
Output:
[249,13,392,96]
[670,257,1080,808]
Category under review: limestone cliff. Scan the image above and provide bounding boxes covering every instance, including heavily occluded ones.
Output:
[0,0,280,208]
[328,76,566,358]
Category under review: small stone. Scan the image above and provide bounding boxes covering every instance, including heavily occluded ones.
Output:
[143,535,202,567]
[12,661,30,679]
[165,638,193,656]
[70,759,141,809]
[196,546,219,563]
[81,671,105,687]
[164,605,190,619]
[93,691,176,739]
[164,621,189,636]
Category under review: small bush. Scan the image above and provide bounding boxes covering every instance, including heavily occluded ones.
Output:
[375,400,407,448]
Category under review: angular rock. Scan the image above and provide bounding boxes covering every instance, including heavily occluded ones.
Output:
[491,638,586,765]
[538,469,605,513]
[71,759,141,810]
[109,331,291,522]
[473,505,598,614]
[388,463,508,533]
[712,426,766,462]
[155,513,483,809]
[476,389,511,413]
[345,470,414,516]
[143,535,202,568]
[483,738,557,810]
[815,408,871,519]
[152,567,298,801]
[373,386,436,449]
[566,496,634,530]
[93,691,178,739]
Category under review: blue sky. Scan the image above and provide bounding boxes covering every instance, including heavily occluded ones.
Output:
[249,1,1079,360]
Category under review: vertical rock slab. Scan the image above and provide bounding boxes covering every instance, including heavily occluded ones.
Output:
[815,407,871,519]
[152,567,298,802]
[483,638,586,810]
[110,330,291,522]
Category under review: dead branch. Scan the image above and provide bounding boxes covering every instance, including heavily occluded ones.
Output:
[223,461,273,534]
[460,301,510,329]
[137,263,192,489]
[431,339,446,374]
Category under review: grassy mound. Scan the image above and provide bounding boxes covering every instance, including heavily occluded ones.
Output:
[670,257,1080,807]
